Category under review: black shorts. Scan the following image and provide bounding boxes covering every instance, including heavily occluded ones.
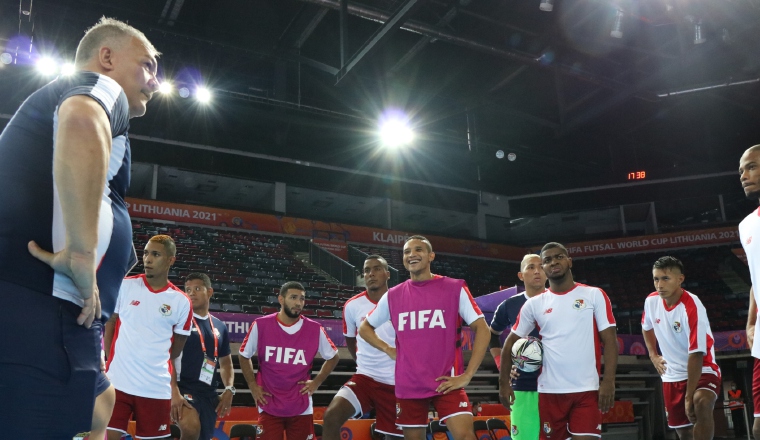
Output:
[0,280,100,439]
[180,384,220,440]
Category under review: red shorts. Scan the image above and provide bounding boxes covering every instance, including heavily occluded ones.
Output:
[258,411,314,440]
[754,358,760,417]
[107,389,171,439]
[663,373,721,428]
[539,391,601,440]
[396,389,472,428]
[336,374,403,436]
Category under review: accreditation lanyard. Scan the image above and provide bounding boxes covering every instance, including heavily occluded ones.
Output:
[193,316,218,360]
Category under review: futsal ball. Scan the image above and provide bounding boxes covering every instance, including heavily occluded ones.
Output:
[511,337,543,373]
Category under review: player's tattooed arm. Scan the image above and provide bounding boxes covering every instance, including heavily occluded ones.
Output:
[598,326,618,413]
[642,329,667,376]
[748,288,756,350]
[358,320,396,360]
[103,313,119,360]
[299,354,339,395]
[345,336,358,361]
[498,332,520,410]
[239,354,272,406]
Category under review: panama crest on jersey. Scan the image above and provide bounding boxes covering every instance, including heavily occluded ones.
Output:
[672,321,682,333]
[159,304,172,316]
[543,422,552,435]
[512,425,519,436]
[573,299,586,310]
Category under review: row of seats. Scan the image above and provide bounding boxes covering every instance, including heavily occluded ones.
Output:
[571,246,746,333]
[130,221,363,318]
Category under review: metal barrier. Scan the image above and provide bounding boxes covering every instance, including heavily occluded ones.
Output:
[722,401,751,440]
[310,240,356,286]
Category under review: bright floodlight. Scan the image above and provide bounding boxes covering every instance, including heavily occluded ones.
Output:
[60,62,75,76]
[196,87,211,103]
[379,116,414,148]
[36,57,58,76]
[158,81,173,94]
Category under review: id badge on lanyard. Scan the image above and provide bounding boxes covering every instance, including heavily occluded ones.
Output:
[199,356,217,385]
[193,316,219,385]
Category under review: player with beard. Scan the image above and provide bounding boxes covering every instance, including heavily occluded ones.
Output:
[323,256,403,440]
[738,145,760,439]
[239,281,339,440]
[499,242,618,440]
[489,254,547,440]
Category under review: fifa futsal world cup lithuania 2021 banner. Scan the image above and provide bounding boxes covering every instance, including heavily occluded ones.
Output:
[127,197,749,354]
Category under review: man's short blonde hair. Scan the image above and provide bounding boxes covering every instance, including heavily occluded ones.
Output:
[75,17,159,67]
[520,254,541,271]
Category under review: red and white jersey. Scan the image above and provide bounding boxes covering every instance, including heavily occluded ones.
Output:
[343,291,396,385]
[512,283,616,394]
[641,290,720,382]
[740,209,760,359]
[107,274,193,399]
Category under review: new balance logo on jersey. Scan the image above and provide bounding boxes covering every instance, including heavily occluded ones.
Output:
[159,425,167,432]
[544,308,553,314]
[655,319,661,324]
[130,300,140,306]
[264,346,307,365]
[397,310,445,331]
[709,383,717,388]
[747,237,753,245]
[459,402,468,408]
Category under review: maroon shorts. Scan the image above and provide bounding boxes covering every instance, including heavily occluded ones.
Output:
[107,389,171,439]
[752,358,760,418]
[336,374,403,436]
[539,391,601,440]
[258,411,314,440]
[663,373,721,428]
[396,389,472,428]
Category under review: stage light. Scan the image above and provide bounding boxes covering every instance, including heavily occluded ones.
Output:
[539,0,553,12]
[60,62,75,76]
[196,87,211,103]
[36,57,58,76]
[611,9,624,38]
[158,82,173,94]
[379,115,414,148]
[496,150,505,159]
[178,87,190,98]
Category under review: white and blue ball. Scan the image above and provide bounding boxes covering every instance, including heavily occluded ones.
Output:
[511,337,543,373]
